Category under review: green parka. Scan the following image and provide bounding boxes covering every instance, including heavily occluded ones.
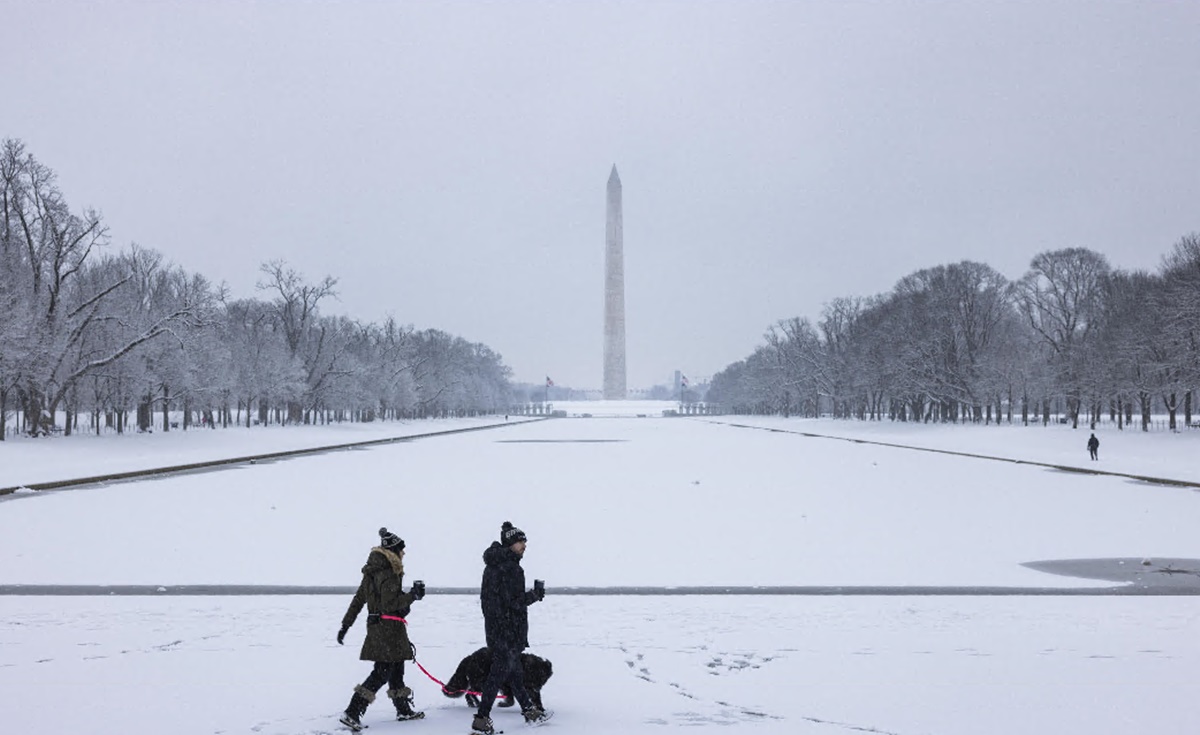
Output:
[341,546,417,662]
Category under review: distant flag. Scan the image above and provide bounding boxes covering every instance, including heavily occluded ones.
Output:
[681,374,689,388]
[546,376,555,387]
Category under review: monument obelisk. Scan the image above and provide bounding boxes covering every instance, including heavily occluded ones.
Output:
[603,165,627,400]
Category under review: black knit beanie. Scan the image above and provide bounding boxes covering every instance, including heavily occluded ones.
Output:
[379,527,405,551]
[500,521,527,546]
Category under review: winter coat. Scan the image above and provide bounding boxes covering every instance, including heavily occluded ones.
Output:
[341,547,416,662]
[480,541,539,650]
[1088,436,1100,451]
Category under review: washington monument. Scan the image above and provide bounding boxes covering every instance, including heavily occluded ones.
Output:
[603,165,627,399]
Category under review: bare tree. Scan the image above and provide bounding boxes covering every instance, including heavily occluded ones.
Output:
[256,260,338,422]
[1158,234,1200,426]
[1015,248,1110,428]
[1,140,210,435]
[765,317,824,417]
[221,297,304,427]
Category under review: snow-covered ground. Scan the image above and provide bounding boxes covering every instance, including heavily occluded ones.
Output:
[0,416,534,490]
[4,594,1197,735]
[707,414,1200,484]
[3,414,1198,587]
[3,412,1200,734]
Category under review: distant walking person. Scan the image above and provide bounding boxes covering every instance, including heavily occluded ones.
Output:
[470,522,552,735]
[1087,433,1100,461]
[336,528,427,731]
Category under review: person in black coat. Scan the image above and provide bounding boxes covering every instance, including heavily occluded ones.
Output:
[470,522,550,735]
[443,647,553,710]
[1087,433,1100,461]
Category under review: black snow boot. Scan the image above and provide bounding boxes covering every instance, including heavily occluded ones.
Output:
[471,713,495,735]
[388,687,425,721]
[339,685,374,731]
[523,706,553,726]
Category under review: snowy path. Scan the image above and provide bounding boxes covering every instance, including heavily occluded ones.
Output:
[2,594,1197,735]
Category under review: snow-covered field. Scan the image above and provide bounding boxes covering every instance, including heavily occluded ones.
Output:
[5,594,1196,735]
[0,416,533,490]
[708,414,1200,485]
[3,411,1200,734]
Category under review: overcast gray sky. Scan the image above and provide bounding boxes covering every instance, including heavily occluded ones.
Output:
[6,1,1200,390]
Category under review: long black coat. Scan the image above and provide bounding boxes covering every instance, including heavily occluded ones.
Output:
[480,542,539,650]
[341,547,416,662]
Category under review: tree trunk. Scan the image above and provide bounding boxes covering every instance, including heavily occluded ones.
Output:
[24,389,47,437]
[137,395,152,433]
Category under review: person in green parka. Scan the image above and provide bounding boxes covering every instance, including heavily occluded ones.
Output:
[336,527,427,731]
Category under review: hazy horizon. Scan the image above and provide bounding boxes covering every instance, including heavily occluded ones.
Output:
[7,1,1200,389]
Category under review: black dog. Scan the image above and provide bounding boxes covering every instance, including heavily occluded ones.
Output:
[441,647,553,709]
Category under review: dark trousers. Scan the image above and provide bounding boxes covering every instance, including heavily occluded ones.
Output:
[361,660,406,694]
[1089,448,1098,460]
[478,644,531,717]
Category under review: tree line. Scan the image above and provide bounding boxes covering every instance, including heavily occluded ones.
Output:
[708,242,1200,431]
[0,139,513,439]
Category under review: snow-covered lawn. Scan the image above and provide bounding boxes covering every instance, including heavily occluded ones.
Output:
[3,594,1197,735]
[3,412,1200,734]
[3,415,1198,587]
[707,415,1200,484]
[0,416,532,490]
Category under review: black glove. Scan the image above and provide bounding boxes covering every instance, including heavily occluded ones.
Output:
[337,626,347,645]
[465,693,481,708]
[411,580,426,601]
